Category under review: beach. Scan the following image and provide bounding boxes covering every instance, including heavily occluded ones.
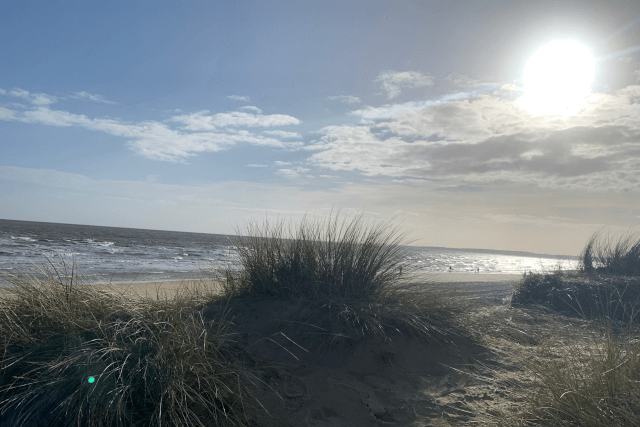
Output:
[0,272,524,304]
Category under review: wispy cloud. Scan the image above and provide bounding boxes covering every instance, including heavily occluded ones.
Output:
[328,95,361,104]
[350,87,510,122]
[446,73,497,89]
[4,88,57,105]
[228,95,250,102]
[247,164,268,167]
[8,88,30,99]
[70,91,117,104]
[275,166,312,179]
[274,161,292,165]
[239,105,262,113]
[0,107,16,120]
[262,130,301,139]
[168,110,301,131]
[374,71,434,99]
[0,92,303,163]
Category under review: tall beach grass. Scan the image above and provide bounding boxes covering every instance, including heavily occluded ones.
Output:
[0,259,256,427]
[579,228,640,276]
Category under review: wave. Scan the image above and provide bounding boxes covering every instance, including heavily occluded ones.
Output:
[10,236,36,242]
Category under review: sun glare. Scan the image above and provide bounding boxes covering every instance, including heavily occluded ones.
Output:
[518,40,595,116]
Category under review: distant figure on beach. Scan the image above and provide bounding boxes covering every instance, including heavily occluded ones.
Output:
[476,267,479,273]
[399,266,402,275]
[449,266,452,272]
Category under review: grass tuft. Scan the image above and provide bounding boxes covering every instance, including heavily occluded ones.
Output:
[579,228,640,277]
[0,257,257,427]
[207,207,473,345]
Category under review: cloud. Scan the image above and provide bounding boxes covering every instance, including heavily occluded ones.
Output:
[374,71,434,99]
[0,107,16,120]
[228,95,250,102]
[31,95,56,106]
[0,105,303,163]
[307,125,413,177]
[247,164,268,167]
[350,89,487,122]
[0,88,6,95]
[275,166,312,179]
[328,95,361,104]
[5,88,57,105]
[446,73,497,89]
[262,130,302,139]
[9,88,30,99]
[239,105,262,113]
[274,161,292,165]
[305,84,640,193]
[168,110,301,131]
[71,91,117,104]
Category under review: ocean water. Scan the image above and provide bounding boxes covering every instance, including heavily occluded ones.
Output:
[0,219,581,287]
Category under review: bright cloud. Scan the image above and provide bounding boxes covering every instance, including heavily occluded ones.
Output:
[239,105,262,113]
[275,166,312,179]
[306,84,640,193]
[262,130,302,139]
[168,110,301,131]
[328,95,361,104]
[446,73,497,89]
[374,70,434,99]
[0,107,16,120]
[228,95,250,101]
[71,91,117,104]
[4,88,57,105]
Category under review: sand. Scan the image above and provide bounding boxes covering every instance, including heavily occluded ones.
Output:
[0,272,523,303]
[0,278,226,303]
[181,273,532,426]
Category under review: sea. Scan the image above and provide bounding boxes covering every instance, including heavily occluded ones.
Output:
[0,219,581,287]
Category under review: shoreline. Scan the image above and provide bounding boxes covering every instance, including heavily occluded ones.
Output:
[0,272,525,303]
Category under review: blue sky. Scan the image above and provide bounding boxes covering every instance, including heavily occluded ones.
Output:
[2,0,640,256]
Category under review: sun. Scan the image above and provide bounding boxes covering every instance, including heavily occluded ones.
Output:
[518,40,595,116]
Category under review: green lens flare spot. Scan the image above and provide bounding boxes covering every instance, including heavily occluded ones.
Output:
[88,376,95,383]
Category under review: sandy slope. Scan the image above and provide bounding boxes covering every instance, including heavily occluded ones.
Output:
[182,285,530,426]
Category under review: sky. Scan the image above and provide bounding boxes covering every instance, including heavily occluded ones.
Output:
[1,0,640,257]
